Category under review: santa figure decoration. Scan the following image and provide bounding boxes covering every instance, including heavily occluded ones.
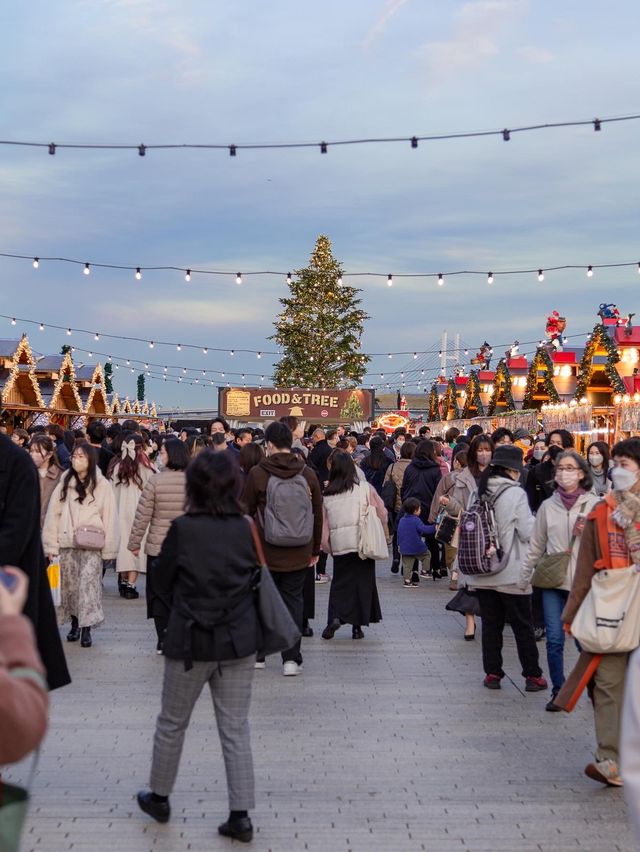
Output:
[545,311,567,350]
[470,341,492,368]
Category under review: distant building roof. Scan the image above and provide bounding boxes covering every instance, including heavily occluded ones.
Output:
[36,355,65,372]
[0,339,21,358]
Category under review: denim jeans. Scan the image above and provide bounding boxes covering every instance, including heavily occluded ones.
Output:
[541,588,569,693]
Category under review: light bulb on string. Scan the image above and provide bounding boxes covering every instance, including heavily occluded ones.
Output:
[144,363,149,369]
[413,353,417,359]
[203,348,208,355]
[83,263,90,275]
[94,333,100,341]
[487,272,494,284]
[163,366,167,373]
[236,273,242,285]
[32,257,39,269]
[257,352,262,359]
[176,344,181,351]
[286,272,292,285]
[637,262,640,274]
[149,341,154,348]
[387,274,393,287]
[388,353,392,359]
[88,352,93,358]
[185,269,191,282]
[230,350,234,356]
[538,269,544,282]
[126,360,130,366]
[587,265,594,277]
[182,368,186,374]
[39,323,44,331]
[66,328,72,336]
[438,274,444,287]
[10,318,16,326]
[135,268,142,280]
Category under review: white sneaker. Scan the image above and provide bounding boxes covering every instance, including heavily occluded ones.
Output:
[585,759,623,787]
[254,660,266,670]
[283,661,302,676]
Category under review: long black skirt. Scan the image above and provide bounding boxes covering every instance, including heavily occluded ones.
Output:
[327,552,382,627]
[445,587,480,617]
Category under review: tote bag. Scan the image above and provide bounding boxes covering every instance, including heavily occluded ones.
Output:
[246,518,302,656]
[47,561,61,607]
[571,565,640,654]
[357,484,389,561]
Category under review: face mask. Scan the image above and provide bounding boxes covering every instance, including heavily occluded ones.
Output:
[533,449,546,461]
[589,453,604,467]
[396,440,405,448]
[476,451,492,466]
[555,470,581,490]
[611,467,639,492]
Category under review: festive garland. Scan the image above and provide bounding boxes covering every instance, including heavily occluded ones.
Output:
[442,378,460,420]
[574,322,625,400]
[49,350,84,412]
[84,364,111,416]
[0,335,47,409]
[428,383,441,422]
[462,370,484,417]
[521,347,560,409]
[487,359,516,415]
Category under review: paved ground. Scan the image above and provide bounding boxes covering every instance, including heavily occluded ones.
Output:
[10,560,634,852]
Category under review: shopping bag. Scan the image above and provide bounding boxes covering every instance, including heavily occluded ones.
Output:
[571,566,640,654]
[47,562,61,607]
[357,485,389,561]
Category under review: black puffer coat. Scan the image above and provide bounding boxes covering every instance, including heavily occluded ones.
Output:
[400,457,442,524]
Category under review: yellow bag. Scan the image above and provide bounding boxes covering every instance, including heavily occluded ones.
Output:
[47,562,61,607]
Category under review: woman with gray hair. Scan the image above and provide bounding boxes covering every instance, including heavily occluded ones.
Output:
[519,450,598,710]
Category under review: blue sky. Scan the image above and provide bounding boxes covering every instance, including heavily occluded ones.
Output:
[2,1,639,408]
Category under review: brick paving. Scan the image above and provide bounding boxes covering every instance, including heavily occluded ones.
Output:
[9,562,633,851]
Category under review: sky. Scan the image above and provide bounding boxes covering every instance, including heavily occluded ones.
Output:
[2,0,640,410]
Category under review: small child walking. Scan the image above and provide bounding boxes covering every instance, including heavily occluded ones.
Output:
[397,498,436,587]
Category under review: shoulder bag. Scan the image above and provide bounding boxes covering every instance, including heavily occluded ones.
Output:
[381,464,397,512]
[571,564,640,654]
[532,500,587,589]
[247,518,302,657]
[73,525,105,551]
[357,484,389,561]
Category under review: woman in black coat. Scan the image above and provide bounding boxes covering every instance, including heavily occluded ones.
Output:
[0,433,70,690]
[400,439,443,577]
[360,436,392,496]
[137,450,259,844]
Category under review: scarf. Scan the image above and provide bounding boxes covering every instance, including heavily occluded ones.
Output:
[555,485,586,512]
[610,489,640,566]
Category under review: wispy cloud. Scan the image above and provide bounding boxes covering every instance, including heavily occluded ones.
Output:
[363,0,410,50]
[517,45,554,63]
[419,0,525,84]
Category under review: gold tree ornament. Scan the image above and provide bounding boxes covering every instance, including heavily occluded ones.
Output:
[271,235,370,387]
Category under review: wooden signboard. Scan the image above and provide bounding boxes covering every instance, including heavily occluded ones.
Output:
[218,387,375,423]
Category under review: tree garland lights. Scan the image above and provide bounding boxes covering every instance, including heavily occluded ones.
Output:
[521,347,560,409]
[574,323,626,401]
[462,371,484,418]
[487,359,516,415]
[428,384,441,422]
[442,379,460,421]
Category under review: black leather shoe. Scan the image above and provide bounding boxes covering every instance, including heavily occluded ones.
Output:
[302,624,314,637]
[80,627,92,648]
[67,617,80,642]
[137,790,170,823]
[390,560,400,574]
[123,584,140,599]
[322,618,342,640]
[218,816,253,843]
[352,626,364,640]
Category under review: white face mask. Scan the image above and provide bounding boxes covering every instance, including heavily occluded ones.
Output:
[555,470,581,490]
[589,453,604,467]
[533,449,546,461]
[611,467,639,492]
[476,451,492,466]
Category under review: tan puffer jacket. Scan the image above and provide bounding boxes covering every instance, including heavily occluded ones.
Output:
[127,469,186,556]
[382,458,411,512]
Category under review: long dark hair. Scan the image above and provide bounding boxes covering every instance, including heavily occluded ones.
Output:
[467,435,494,480]
[163,438,190,471]
[113,433,154,489]
[361,436,387,471]
[324,450,358,496]
[61,442,97,504]
[29,434,63,472]
[414,439,437,463]
[186,450,242,516]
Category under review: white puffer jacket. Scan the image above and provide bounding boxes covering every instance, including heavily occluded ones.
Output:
[322,481,387,556]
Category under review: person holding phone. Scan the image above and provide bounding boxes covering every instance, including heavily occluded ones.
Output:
[0,566,49,764]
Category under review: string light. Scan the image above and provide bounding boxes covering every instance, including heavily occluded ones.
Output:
[94,333,100,341]
[10,317,16,325]
[236,272,242,285]
[413,353,417,359]
[587,265,594,277]
[83,263,91,275]
[438,274,444,287]
[66,328,71,335]
[487,272,494,284]
[39,322,44,331]
[257,352,262,359]
[32,257,39,269]
[149,341,154,348]
[538,269,545,282]
[387,274,393,287]
[203,347,208,355]
[176,344,181,351]
[286,272,292,285]
[185,269,191,282]
[135,267,142,280]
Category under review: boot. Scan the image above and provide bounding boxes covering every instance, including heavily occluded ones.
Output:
[80,626,92,648]
[123,583,139,600]
[67,616,80,642]
[118,575,127,597]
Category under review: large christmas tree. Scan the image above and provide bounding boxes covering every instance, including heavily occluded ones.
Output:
[271,235,370,387]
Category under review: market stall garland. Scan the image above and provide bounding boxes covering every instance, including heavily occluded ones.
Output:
[487,358,516,415]
[0,335,47,410]
[574,322,625,401]
[461,370,485,418]
[442,378,460,421]
[522,346,560,408]
[428,383,441,422]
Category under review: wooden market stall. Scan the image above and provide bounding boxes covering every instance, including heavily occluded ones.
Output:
[0,336,47,429]
[76,363,111,420]
[35,352,85,427]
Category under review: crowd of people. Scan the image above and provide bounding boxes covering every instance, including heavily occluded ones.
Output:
[3,411,640,844]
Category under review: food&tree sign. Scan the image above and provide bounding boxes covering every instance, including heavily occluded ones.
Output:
[218,387,374,423]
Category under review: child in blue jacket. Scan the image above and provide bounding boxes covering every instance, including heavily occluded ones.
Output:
[397,497,435,586]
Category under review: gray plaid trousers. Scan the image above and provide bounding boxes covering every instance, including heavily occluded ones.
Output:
[149,654,255,809]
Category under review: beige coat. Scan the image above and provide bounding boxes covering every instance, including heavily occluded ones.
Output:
[382,458,411,512]
[127,469,186,557]
[111,461,156,574]
[42,471,119,560]
[38,465,63,528]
